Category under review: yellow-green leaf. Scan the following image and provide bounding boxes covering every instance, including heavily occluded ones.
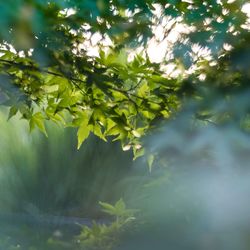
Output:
[8,106,18,120]
[77,124,90,149]
[29,112,48,137]
[147,154,155,172]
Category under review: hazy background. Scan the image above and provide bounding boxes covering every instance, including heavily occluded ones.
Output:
[1,95,250,250]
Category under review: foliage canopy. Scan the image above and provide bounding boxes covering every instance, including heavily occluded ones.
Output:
[0,0,249,153]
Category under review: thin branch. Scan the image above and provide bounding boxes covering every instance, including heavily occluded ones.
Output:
[0,58,87,95]
[0,58,171,111]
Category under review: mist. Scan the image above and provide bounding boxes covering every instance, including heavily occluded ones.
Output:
[120,101,250,250]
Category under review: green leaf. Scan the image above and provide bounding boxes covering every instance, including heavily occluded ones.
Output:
[42,84,59,93]
[147,154,155,172]
[76,111,92,149]
[77,124,90,149]
[92,123,106,141]
[132,130,141,138]
[138,82,149,97]
[133,147,145,160]
[99,201,115,210]
[114,198,126,211]
[8,106,18,120]
[99,201,116,215]
[29,112,48,137]
[105,125,120,136]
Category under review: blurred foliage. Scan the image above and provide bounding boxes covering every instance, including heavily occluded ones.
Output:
[0,199,138,250]
[76,199,138,250]
[0,110,144,249]
[0,0,249,154]
[1,1,250,247]
[104,111,250,250]
[0,110,134,217]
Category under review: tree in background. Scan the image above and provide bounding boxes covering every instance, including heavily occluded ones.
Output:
[1,2,250,249]
[0,0,249,155]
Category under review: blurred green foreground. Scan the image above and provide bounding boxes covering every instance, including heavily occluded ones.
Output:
[2,106,250,250]
[0,109,144,249]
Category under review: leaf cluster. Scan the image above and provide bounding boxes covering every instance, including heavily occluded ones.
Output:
[77,199,138,250]
[0,0,249,155]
